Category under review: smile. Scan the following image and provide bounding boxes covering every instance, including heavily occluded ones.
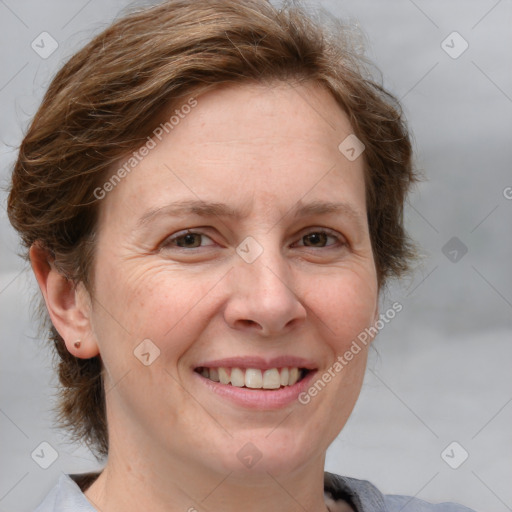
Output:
[194,366,310,389]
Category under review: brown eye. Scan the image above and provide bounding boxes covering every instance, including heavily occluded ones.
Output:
[303,232,328,247]
[162,230,215,249]
[175,233,203,248]
[296,230,343,248]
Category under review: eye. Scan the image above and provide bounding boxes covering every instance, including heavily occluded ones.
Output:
[159,227,345,252]
[161,230,215,249]
[294,229,345,249]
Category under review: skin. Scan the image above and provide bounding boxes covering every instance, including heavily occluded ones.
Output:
[31,80,380,512]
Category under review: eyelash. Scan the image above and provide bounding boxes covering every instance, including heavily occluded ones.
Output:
[160,228,346,251]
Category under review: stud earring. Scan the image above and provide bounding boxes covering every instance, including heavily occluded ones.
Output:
[74,340,81,349]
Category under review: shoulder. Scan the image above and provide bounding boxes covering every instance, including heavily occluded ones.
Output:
[324,471,477,512]
[33,473,97,512]
[383,494,478,512]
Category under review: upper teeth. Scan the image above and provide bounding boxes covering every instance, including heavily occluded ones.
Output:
[198,367,303,389]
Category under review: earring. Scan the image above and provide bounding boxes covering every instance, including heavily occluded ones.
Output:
[74,340,81,349]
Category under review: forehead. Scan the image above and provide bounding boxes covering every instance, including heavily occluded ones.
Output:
[97,81,367,225]
[173,80,353,152]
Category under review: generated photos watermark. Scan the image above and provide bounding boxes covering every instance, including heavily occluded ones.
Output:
[93,97,198,200]
[298,301,403,405]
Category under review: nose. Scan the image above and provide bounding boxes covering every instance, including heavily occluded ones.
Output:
[223,242,307,337]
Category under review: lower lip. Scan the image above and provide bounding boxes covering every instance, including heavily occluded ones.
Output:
[194,370,318,410]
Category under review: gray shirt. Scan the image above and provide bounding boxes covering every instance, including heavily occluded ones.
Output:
[33,471,477,511]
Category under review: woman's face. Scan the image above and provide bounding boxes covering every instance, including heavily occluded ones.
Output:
[86,81,379,480]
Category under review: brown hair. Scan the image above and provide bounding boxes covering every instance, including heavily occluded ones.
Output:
[7,0,420,460]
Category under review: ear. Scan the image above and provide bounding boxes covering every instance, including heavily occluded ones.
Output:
[29,242,99,359]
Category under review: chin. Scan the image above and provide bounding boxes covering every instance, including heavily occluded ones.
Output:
[208,431,321,480]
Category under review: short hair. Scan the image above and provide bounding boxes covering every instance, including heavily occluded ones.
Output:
[7,0,420,459]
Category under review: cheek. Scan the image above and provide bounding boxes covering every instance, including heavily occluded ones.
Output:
[91,260,220,360]
[89,264,215,422]
[304,269,378,350]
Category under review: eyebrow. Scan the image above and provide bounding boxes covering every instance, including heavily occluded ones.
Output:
[137,199,366,229]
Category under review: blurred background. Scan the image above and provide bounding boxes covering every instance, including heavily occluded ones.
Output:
[0,0,511,510]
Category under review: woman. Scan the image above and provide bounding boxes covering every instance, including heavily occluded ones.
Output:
[7,0,476,510]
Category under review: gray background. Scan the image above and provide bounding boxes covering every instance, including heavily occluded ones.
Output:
[1,0,511,511]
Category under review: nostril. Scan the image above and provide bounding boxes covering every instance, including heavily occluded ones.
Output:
[241,319,258,327]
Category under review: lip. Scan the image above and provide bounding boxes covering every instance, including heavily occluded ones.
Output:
[193,368,318,410]
[193,355,318,371]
